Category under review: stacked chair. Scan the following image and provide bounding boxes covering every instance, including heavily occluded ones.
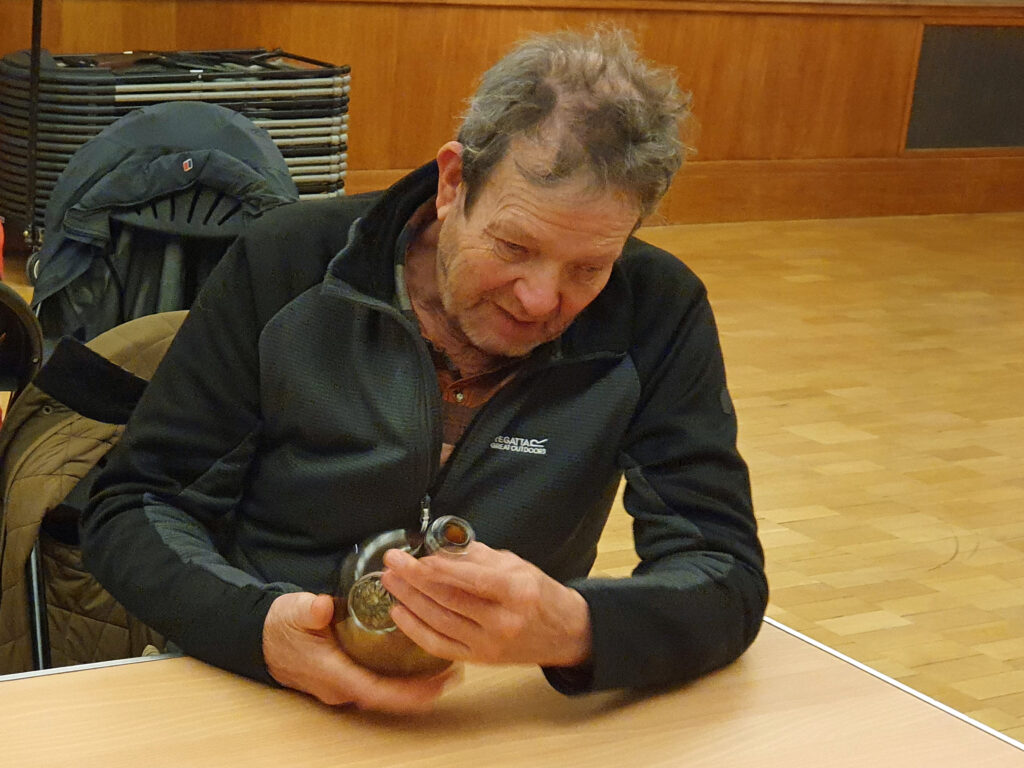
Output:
[27,99,300,346]
[0,43,340,673]
[0,47,349,242]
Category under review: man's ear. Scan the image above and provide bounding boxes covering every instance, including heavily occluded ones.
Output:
[435,141,464,222]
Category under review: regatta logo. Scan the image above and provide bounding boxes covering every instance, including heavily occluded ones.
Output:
[490,435,548,455]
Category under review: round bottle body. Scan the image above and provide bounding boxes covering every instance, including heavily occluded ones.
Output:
[332,571,452,677]
[332,516,475,677]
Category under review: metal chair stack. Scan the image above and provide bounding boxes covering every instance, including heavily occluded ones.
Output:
[0,47,350,242]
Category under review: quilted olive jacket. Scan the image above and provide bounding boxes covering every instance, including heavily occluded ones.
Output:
[0,311,185,673]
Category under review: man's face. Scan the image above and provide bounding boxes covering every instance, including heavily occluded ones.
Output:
[434,150,639,358]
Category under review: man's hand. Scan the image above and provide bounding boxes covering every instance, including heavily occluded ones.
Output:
[262,592,459,712]
[380,542,592,668]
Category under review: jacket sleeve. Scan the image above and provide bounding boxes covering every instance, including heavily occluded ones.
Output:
[550,256,768,694]
[81,234,292,683]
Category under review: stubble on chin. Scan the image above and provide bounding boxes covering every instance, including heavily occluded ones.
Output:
[463,305,567,359]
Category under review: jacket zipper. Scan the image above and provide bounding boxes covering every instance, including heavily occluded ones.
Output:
[369,300,444,526]
[418,493,431,535]
[324,280,443,528]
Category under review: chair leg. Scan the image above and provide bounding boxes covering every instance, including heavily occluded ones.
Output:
[26,540,51,670]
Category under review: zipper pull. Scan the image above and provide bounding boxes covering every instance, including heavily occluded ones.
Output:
[419,494,431,535]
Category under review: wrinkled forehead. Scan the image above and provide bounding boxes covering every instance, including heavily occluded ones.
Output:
[467,145,642,246]
[495,135,641,218]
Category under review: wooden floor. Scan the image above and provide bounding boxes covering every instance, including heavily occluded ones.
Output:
[4,211,1023,739]
[593,211,1024,742]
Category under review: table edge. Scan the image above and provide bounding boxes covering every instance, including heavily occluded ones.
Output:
[0,652,183,682]
[763,616,1024,753]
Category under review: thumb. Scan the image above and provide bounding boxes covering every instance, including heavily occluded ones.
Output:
[309,593,336,629]
[290,592,335,631]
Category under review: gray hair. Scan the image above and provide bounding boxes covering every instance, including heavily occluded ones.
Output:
[456,27,691,220]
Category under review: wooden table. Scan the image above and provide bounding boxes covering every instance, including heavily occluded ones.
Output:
[1,619,1021,767]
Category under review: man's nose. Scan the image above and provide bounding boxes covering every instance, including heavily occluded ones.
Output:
[512,265,560,318]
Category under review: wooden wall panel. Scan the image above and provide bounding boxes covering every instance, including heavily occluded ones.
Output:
[58,1,180,53]
[0,1,923,165]
[347,154,1024,221]
[1,0,1021,222]
[0,0,64,53]
[660,155,1024,221]
[166,2,685,169]
[169,1,529,170]
[0,1,36,53]
[643,13,922,160]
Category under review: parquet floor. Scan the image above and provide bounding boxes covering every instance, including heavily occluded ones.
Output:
[593,211,1024,742]
[4,212,1023,739]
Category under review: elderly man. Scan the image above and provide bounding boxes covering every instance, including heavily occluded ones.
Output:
[83,28,767,713]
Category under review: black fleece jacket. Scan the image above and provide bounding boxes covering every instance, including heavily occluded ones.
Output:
[82,163,767,693]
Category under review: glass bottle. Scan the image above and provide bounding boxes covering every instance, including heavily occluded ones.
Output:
[332,515,474,676]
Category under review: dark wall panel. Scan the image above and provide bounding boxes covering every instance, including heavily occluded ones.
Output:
[907,25,1024,149]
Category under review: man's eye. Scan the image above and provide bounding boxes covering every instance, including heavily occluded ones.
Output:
[574,265,605,281]
[497,239,529,258]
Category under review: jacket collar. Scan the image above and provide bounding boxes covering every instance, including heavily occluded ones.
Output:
[326,162,439,302]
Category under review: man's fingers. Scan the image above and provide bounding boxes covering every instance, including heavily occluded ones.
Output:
[349,665,462,713]
[318,645,460,712]
[263,592,456,714]
[382,569,492,631]
[382,570,481,653]
[295,625,458,712]
[389,602,472,661]
[383,544,510,603]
